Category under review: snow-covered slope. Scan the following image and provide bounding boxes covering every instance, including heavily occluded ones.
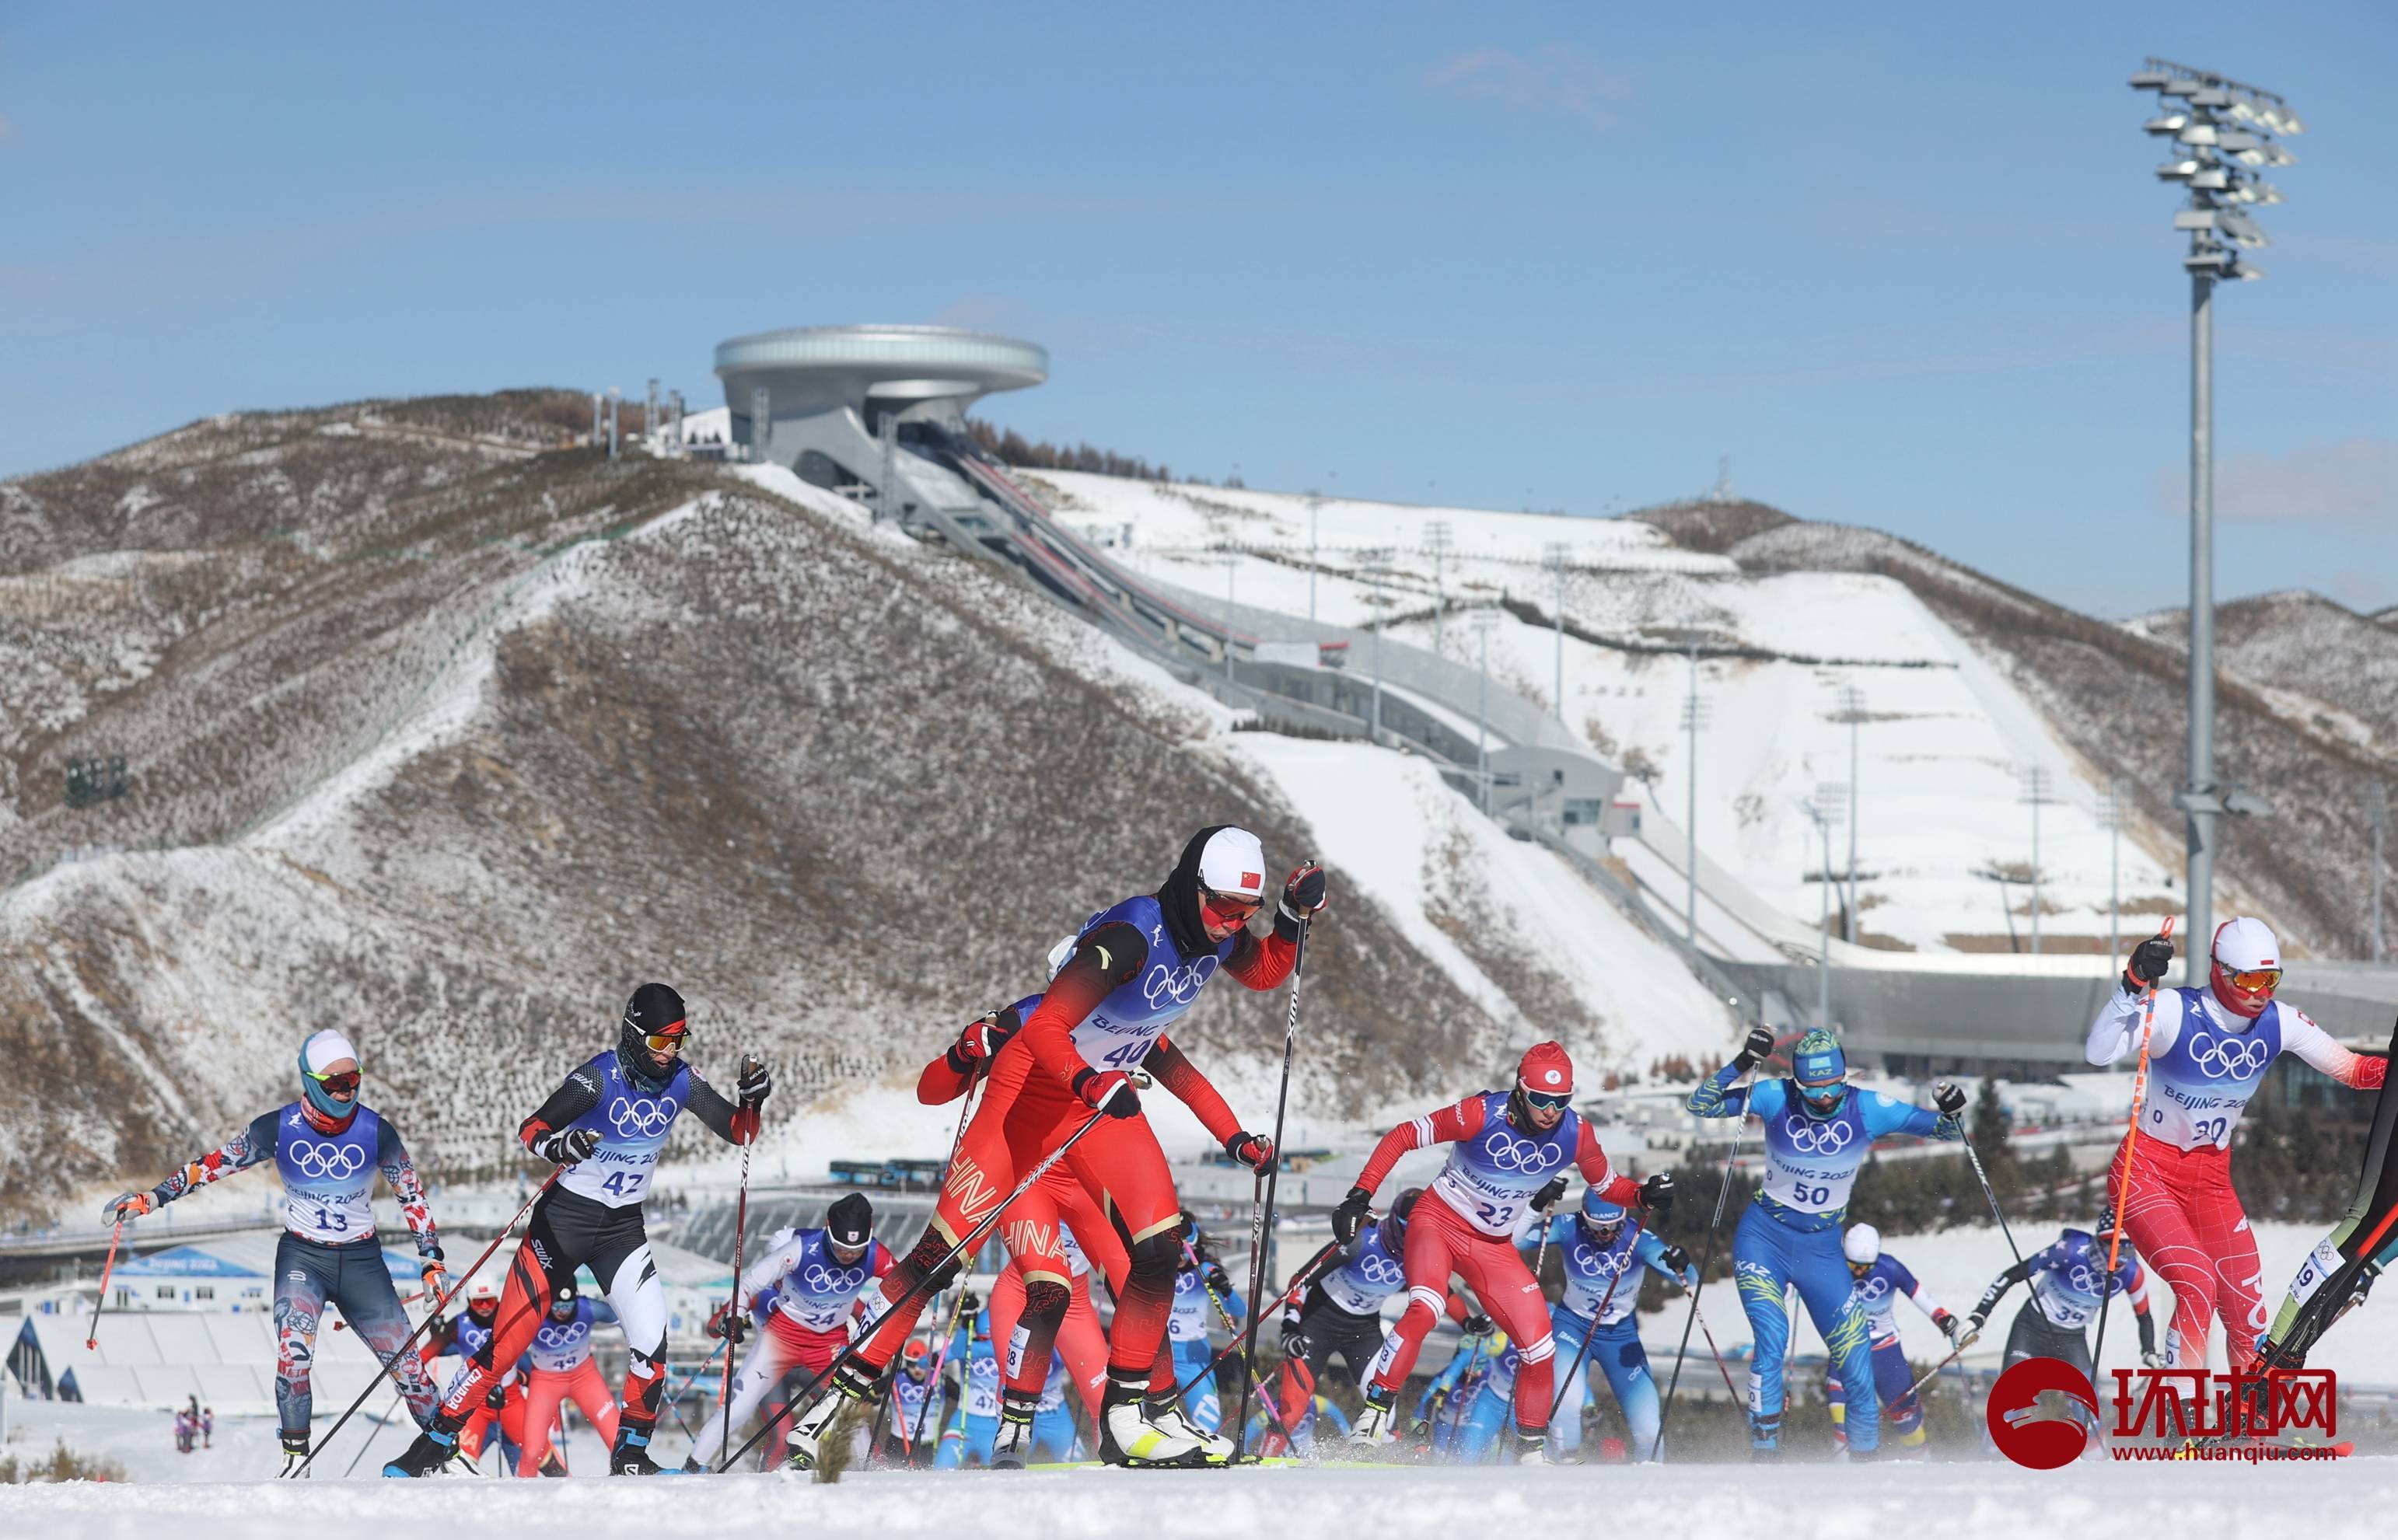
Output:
[1032,473,2184,958]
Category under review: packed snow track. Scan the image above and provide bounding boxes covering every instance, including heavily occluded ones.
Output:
[12,1458,2398,1538]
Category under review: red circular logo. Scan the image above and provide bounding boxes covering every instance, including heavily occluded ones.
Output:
[1987,1356,2099,1469]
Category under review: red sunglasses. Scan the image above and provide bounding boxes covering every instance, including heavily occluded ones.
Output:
[1200,886,1264,927]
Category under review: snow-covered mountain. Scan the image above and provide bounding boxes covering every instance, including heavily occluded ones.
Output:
[0,395,1731,1224]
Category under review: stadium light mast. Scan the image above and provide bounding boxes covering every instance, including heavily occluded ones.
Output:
[2131,58,2301,955]
[1543,542,1571,724]
[1427,520,1453,655]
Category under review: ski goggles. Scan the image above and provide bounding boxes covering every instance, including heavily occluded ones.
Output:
[306,1067,362,1097]
[641,1025,690,1054]
[1797,1081,1845,1111]
[1519,1086,1573,1112]
[1199,886,1264,928]
[2223,966,2281,993]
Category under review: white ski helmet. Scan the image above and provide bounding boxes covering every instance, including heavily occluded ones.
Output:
[1843,1224,1881,1267]
[1196,827,1267,900]
[2209,917,2282,1019]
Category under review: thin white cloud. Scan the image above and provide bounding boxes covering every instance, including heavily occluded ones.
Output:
[1423,43,1626,126]
[2152,438,2398,522]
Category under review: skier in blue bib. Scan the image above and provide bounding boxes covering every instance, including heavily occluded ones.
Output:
[106,1028,448,1477]
[1686,1026,1966,1459]
[1531,1189,1697,1461]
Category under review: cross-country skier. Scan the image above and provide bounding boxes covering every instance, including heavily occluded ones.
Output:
[2089,921,2383,1372]
[1967,1222,2161,1446]
[1687,1026,1966,1460]
[985,1217,1109,1429]
[103,1029,448,1477]
[879,1339,939,1466]
[935,1304,1002,1468]
[1338,1041,1667,1462]
[421,1276,526,1471]
[385,982,769,1476]
[1412,1319,1500,1458]
[1167,1215,1243,1435]
[1827,1224,1960,1459]
[515,1283,621,1475]
[795,827,1325,1469]
[681,1192,887,1472]
[1533,1189,1696,1462]
[2249,1021,2398,1374]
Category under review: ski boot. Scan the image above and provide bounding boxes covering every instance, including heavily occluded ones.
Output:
[680,1454,705,1475]
[1847,1443,1881,1464]
[1146,1394,1232,1465]
[1348,1388,1399,1451]
[538,1447,571,1477]
[383,1425,460,1478]
[784,1361,875,1470]
[278,1430,311,1479]
[989,1393,1038,1470]
[609,1426,666,1475]
[1097,1373,1209,1468]
[1514,1427,1553,1465]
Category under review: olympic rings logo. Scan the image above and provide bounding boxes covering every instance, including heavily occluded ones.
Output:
[1141,956,1218,1009]
[1358,1255,1405,1288]
[1576,1248,1631,1280]
[1484,1134,1566,1173]
[2065,1263,2101,1296]
[1782,1116,1854,1155]
[609,1095,679,1137]
[534,1322,584,1350]
[288,1140,365,1179]
[802,1262,864,1294]
[2188,1033,2271,1079]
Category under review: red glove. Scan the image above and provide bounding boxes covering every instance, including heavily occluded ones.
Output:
[1071,1068,1141,1119]
[1222,1131,1275,1171]
[958,1011,1016,1066]
[1281,862,1328,922]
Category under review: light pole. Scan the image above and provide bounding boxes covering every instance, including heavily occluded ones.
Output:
[1816,780,1851,955]
[2099,777,2129,961]
[1473,609,1500,815]
[1364,547,1388,739]
[2131,58,2300,952]
[1427,520,1452,656]
[1544,542,1571,724]
[1222,553,1238,683]
[1802,793,1841,1028]
[1307,492,1322,623]
[1680,629,1710,945]
[2019,766,2053,955]
[1833,683,1865,941]
[2371,781,2389,963]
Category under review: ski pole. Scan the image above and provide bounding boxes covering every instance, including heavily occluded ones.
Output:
[715,1108,1113,1473]
[1691,1301,1744,1402]
[85,1220,125,1350]
[2090,918,2173,1380]
[1903,1327,1980,1402]
[905,1072,988,1456]
[1545,1219,1643,1423]
[1173,1241,1341,1405]
[341,1382,411,1476]
[1187,1238,1298,1446]
[1652,1070,1752,1461]
[332,1291,428,1332]
[718,1054,762,1476]
[291,1168,556,1478]
[1231,907,1309,1464]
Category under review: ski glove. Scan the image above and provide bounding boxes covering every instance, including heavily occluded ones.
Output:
[1933,1081,1967,1116]
[1733,1025,1776,1074]
[1071,1068,1141,1119]
[953,1010,1018,1069]
[485,1383,508,1413]
[2140,1350,2169,1370]
[1966,1310,1987,1332]
[1281,1322,1309,1361]
[1222,1131,1276,1172]
[1641,1172,1676,1218]
[1331,1187,1374,1248]
[705,1301,746,1343]
[1660,1243,1694,1281]
[1933,1308,1961,1342]
[1281,863,1328,919]
[420,1250,449,1301]
[1461,1314,1492,1339]
[737,1056,771,1107]
[1204,1262,1235,1297]
[2127,934,2176,989]
[1533,1175,1570,1212]
[536,1126,602,1166]
[103,1190,153,1224]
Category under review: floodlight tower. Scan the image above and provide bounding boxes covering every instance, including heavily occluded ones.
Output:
[2131,58,2302,952]
[1427,521,1453,655]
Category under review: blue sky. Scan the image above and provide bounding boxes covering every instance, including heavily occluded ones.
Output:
[5,2,2391,616]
